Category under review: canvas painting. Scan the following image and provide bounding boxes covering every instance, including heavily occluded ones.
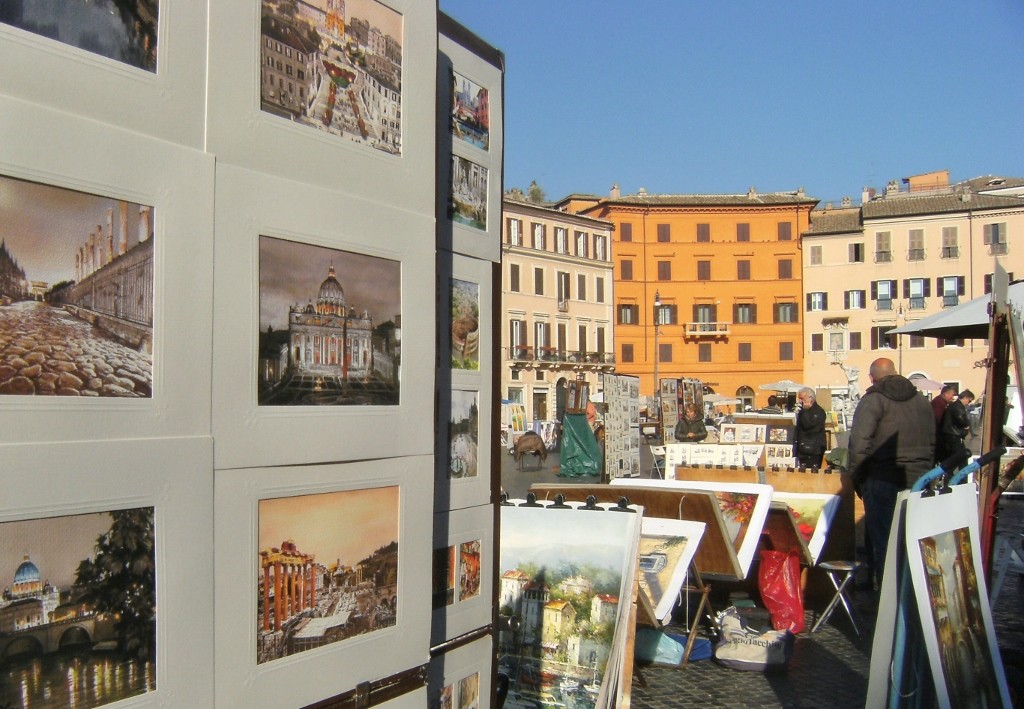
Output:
[450,156,487,230]
[259,0,403,155]
[257,235,400,406]
[432,544,455,609]
[771,492,840,564]
[459,539,482,602]
[256,486,399,664]
[0,174,155,398]
[637,518,706,623]
[0,508,156,709]
[450,277,479,370]
[451,71,489,150]
[1,0,158,71]
[458,672,480,709]
[448,390,479,478]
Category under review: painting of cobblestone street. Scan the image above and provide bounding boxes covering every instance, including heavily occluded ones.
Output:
[0,174,155,398]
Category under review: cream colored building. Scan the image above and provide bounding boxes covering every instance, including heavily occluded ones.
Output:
[802,171,1022,413]
[501,198,615,423]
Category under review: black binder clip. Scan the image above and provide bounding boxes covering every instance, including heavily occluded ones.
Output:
[580,495,604,511]
[609,496,635,513]
[548,494,572,509]
[500,491,514,506]
[519,492,544,507]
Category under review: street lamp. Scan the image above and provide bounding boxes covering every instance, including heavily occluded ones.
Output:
[653,290,661,424]
[897,303,904,374]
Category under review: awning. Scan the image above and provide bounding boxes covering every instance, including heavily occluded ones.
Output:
[890,282,1023,340]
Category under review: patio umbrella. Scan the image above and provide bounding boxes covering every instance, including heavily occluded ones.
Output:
[758,379,807,393]
[908,375,943,392]
[889,281,1023,340]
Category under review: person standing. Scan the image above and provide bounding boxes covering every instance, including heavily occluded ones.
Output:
[930,384,957,461]
[674,403,708,442]
[940,389,975,462]
[792,387,826,468]
[848,358,935,588]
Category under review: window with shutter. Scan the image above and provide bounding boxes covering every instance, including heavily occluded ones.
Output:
[657,224,670,242]
[534,267,544,295]
[737,223,750,242]
[779,342,793,360]
[778,222,792,241]
[659,343,672,362]
[737,260,750,280]
[941,227,959,258]
[698,343,712,362]
[697,261,711,280]
[621,260,633,280]
[778,259,792,279]
[811,334,823,351]
[510,264,520,292]
[596,277,605,303]
[658,261,671,280]
[621,223,633,242]
[621,343,634,362]
[738,342,751,361]
[577,274,586,301]
[849,332,862,350]
[697,223,710,242]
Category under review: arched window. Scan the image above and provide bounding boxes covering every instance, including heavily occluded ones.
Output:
[736,386,755,411]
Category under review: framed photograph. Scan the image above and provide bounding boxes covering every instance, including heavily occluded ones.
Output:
[0,1,207,148]
[212,163,434,469]
[214,455,431,708]
[903,485,1011,708]
[431,505,495,646]
[0,436,214,709]
[207,0,437,217]
[0,95,214,443]
[638,518,706,624]
[428,635,492,709]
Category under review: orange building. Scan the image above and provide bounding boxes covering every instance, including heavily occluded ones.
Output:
[562,186,818,409]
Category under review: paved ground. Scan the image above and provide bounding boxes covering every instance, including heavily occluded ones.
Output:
[499,444,1024,708]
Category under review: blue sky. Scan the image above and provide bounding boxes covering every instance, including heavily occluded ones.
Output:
[439,1,1024,205]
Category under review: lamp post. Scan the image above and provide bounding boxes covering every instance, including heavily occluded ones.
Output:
[653,290,661,426]
[897,303,904,374]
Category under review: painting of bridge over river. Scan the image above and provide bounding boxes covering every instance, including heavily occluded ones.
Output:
[0,174,155,398]
[0,507,156,709]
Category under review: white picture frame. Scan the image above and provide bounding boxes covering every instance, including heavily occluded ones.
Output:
[214,455,432,709]
[0,95,214,443]
[212,163,434,469]
[770,491,840,565]
[428,635,493,709]
[206,0,437,217]
[638,517,706,624]
[0,1,208,148]
[0,436,214,709]
[431,505,495,646]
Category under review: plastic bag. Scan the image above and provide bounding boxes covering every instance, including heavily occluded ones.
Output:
[713,606,793,672]
[758,549,805,633]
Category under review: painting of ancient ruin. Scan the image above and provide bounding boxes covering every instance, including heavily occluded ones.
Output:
[0,508,156,709]
[257,235,400,406]
[451,71,489,150]
[259,0,402,154]
[0,174,154,398]
[257,486,399,664]
[1,0,158,72]
[450,277,479,370]
[450,156,487,230]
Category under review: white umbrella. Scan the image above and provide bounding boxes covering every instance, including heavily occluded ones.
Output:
[890,281,1023,340]
[709,397,742,407]
[758,379,807,393]
[908,375,943,392]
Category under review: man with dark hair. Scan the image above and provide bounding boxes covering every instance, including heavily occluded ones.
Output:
[931,384,957,461]
[848,358,935,588]
[941,389,975,462]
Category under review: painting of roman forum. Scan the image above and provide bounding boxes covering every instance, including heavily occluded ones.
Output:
[450,277,479,370]
[0,174,154,398]
[257,486,399,664]
[260,0,402,154]
[258,235,400,406]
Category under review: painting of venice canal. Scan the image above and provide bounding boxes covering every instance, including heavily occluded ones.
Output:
[0,174,154,398]
[257,487,399,664]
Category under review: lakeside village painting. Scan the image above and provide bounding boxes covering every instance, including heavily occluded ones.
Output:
[0,508,156,709]
[0,174,155,398]
[450,277,479,370]
[258,235,400,406]
[257,487,399,664]
[499,507,633,709]
[260,0,402,154]
[1,0,158,72]
[451,70,489,150]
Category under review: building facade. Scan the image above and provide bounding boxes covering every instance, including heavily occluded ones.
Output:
[501,198,615,424]
[566,186,816,409]
[802,171,1022,405]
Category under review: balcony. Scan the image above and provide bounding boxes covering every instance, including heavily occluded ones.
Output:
[557,298,569,312]
[907,249,925,261]
[990,242,1008,255]
[877,299,893,311]
[941,246,959,259]
[684,321,730,338]
[943,295,960,308]
[507,346,615,370]
[875,251,892,263]
[909,296,926,310]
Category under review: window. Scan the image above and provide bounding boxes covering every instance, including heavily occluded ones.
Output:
[849,243,865,263]
[938,275,965,307]
[909,335,925,348]
[907,229,924,260]
[937,337,965,348]
[698,343,712,362]
[534,321,550,351]
[655,304,677,325]
[984,272,1015,294]
[941,227,959,258]
[575,230,589,257]
[871,279,896,310]
[806,292,828,311]
[809,245,822,265]
[596,327,606,356]
[621,260,633,280]
[594,235,607,261]
[534,267,544,295]
[778,222,792,241]
[596,277,605,303]
[620,223,632,242]
[510,264,520,292]
[657,260,671,280]
[778,259,793,279]
[737,223,750,242]
[557,323,567,353]
[531,223,546,250]
[697,223,710,242]
[984,223,1007,253]
[811,333,823,351]
[577,274,586,300]
[871,326,897,350]
[875,232,892,262]
[904,278,929,309]
[738,342,752,361]
[554,227,568,254]
[849,332,862,350]
[774,302,797,323]
[844,290,866,309]
[737,260,751,280]
[557,271,570,304]
[779,342,794,360]
[578,325,587,354]
[621,343,634,362]
[697,260,711,280]
[509,319,526,356]
[657,224,670,243]
[733,303,757,324]
[658,343,673,362]
[507,218,522,246]
[617,304,639,324]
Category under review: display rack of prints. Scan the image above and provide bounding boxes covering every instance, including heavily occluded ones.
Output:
[428,627,492,708]
[0,436,214,709]
[214,455,431,708]
[211,164,434,469]
[431,505,494,646]
[0,95,214,443]
[664,443,764,470]
[602,374,641,479]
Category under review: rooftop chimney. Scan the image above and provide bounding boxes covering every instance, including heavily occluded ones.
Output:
[862,187,876,203]
[885,180,900,196]
[747,186,757,199]
[610,183,620,199]
[637,187,647,196]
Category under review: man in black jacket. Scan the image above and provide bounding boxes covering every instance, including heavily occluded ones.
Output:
[848,358,935,587]
[940,389,975,462]
[793,387,826,468]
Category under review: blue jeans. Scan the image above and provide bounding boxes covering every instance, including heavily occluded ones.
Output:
[861,477,903,587]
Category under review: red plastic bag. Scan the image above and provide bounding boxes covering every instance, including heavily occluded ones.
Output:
[758,550,804,633]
